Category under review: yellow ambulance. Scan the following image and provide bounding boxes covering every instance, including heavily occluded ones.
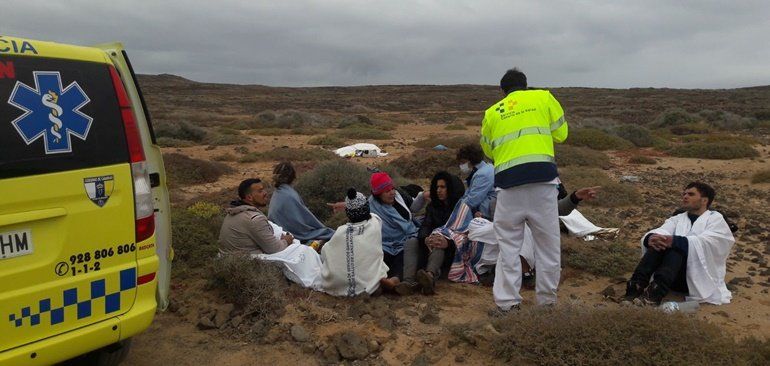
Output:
[0,36,172,365]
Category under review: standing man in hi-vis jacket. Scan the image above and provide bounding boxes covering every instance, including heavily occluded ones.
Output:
[480,68,568,313]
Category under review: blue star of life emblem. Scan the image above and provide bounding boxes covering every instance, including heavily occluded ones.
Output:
[7,71,92,154]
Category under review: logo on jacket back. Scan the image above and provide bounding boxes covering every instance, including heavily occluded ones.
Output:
[7,71,93,154]
[494,100,517,115]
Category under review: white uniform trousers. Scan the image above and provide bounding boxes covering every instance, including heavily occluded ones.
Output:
[493,182,561,308]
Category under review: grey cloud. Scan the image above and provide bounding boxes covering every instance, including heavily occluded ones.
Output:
[3,0,769,88]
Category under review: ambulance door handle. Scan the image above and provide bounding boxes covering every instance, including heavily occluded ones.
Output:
[149,172,160,188]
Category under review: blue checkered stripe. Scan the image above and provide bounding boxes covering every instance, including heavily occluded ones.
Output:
[8,268,136,328]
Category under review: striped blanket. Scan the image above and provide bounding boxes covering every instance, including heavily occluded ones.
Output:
[434,200,485,283]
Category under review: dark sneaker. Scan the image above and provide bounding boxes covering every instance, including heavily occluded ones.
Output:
[394,280,419,296]
[478,267,496,287]
[521,269,536,290]
[623,281,645,301]
[641,282,666,306]
[416,270,436,295]
[487,304,521,318]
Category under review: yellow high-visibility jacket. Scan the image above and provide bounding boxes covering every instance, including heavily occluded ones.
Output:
[480,89,568,188]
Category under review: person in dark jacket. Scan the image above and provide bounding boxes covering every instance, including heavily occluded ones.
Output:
[396,171,466,295]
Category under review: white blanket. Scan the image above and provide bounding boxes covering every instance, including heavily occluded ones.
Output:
[643,210,735,305]
[320,214,390,297]
[253,221,322,289]
[470,210,617,271]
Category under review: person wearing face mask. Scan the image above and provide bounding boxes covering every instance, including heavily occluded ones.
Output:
[455,144,496,219]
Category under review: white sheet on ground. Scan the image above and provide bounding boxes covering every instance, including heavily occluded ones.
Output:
[470,210,619,272]
[334,143,388,158]
[252,221,322,289]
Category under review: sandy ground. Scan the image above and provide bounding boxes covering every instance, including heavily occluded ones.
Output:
[123,123,770,365]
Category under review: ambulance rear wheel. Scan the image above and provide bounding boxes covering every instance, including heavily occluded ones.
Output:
[62,339,132,366]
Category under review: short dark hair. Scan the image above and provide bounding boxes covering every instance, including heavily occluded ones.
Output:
[238,178,262,199]
[457,144,484,165]
[272,162,296,187]
[685,181,716,207]
[500,68,527,94]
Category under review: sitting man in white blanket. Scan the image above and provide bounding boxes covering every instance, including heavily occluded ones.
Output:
[624,181,735,305]
[320,189,399,297]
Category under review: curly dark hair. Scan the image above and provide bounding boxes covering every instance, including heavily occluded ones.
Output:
[456,144,484,165]
[430,171,465,209]
[272,162,296,188]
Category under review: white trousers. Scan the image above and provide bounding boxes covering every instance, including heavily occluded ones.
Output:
[493,183,561,308]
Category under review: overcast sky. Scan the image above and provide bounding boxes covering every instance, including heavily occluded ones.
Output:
[4,0,769,88]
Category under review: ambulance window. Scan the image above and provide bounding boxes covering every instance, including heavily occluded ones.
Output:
[0,55,129,179]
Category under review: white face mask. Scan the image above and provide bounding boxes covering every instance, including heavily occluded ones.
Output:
[459,162,471,174]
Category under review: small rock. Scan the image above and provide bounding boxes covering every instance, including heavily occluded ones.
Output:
[419,312,440,325]
[455,355,466,363]
[301,342,316,354]
[231,315,244,328]
[377,317,394,331]
[713,311,730,318]
[600,285,616,298]
[411,354,430,366]
[319,344,341,364]
[197,316,217,330]
[367,340,380,353]
[404,310,419,317]
[361,314,373,321]
[335,331,370,360]
[291,325,311,342]
[177,306,189,317]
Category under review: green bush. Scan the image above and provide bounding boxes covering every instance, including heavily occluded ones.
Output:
[294,160,371,221]
[559,167,641,207]
[337,115,373,128]
[567,128,633,151]
[163,153,235,186]
[307,135,346,147]
[487,305,761,365]
[555,145,612,169]
[670,141,759,160]
[245,110,330,129]
[213,152,237,161]
[651,107,696,128]
[413,135,480,149]
[628,155,657,165]
[561,236,638,277]
[444,123,467,131]
[249,127,291,136]
[699,109,757,130]
[154,121,207,142]
[171,203,223,276]
[751,170,770,184]
[610,125,656,147]
[385,149,458,179]
[238,147,337,163]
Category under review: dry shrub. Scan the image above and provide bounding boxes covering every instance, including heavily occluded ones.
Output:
[164,153,235,186]
[307,135,346,147]
[670,141,759,160]
[490,305,756,365]
[464,119,482,126]
[567,128,633,151]
[156,137,194,148]
[249,128,291,136]
[445,123,467,130]
[213,153,237,162]
[669,122,712,135]
[561,236,638,277]
[385,149,458,179]
[337,115,374,128]
[651,107,696,128]
[559,167,641,207]
[610,125,656,147]
[628,155,657,165]
[171,202,223,276]
[295,160,371,221]
[209,255,287,324]
[154,121,207,142]
[751,170,770,184]
[555,145,612,169]
[205,132,251,146]
[413,135,480,149]
[699,109,757,130]
[334,125,393,140]
[246,110,331,129]
[238,147,337,163]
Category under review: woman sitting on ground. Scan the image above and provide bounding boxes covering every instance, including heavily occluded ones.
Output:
[268,162,335,243]
[320,188,399,296]
[397,171,466,295]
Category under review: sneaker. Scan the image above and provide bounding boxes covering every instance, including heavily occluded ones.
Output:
[394,280,419,296]
[487,304,521,318]
[521,269,536,290]
[623,281,645,301]
[477,267,496,287]
[641,282,666,306]
[416,270,436,295]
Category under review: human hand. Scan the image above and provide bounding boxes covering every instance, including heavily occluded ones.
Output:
[423,190,431,202]
[281,233,294,244]
[474,211,483,218]
[648,234,671,251]
[327,201,346,213]
[432,235,449,249]
[575,186,601,201]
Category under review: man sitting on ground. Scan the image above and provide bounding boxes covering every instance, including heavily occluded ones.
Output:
[624,182,735,305]
[219,178,294,256]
